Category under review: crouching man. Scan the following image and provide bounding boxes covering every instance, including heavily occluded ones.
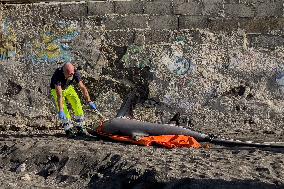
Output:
[50,63,97,137]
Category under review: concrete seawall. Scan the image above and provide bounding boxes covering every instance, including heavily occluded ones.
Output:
[0,0,284,139]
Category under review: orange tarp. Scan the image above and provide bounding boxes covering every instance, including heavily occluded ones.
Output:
[109,135,201,149]
[96,121,201,149]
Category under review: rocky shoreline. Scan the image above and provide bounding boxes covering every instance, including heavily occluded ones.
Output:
[0,130,283,189]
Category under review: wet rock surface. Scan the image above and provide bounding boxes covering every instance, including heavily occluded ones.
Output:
[0,130,283,189]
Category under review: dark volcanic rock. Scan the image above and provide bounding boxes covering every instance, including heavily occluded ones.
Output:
[0,131,283,189]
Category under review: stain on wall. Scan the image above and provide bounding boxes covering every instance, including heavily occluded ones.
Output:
[122,44,151,69]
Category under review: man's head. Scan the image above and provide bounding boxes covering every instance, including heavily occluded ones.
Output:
[63,63,75,80]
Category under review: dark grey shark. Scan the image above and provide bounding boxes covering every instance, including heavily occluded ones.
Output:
[100,118,284,148]
[94,88,284,149]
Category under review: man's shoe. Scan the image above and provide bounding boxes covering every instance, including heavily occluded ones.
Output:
[76,126,88,136]
[65,128,76,138]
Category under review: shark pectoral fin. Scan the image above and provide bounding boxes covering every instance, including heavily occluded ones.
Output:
[131,132,149,141]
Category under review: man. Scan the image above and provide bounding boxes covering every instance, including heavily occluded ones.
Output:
[50,63,97,137]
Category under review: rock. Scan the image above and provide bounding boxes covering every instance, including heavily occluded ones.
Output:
[21,174,31,181]
[16,163,26,173]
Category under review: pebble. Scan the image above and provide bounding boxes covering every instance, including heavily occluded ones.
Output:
[21,174,31,181]
[16,163,26,173]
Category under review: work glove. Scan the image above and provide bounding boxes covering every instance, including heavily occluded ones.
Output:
[89,101,97,110]
[58,110,67,120]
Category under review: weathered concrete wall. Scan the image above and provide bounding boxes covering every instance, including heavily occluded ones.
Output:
[0,0,284,138]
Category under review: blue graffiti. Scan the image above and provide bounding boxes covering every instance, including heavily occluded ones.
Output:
[175,57,191,75]
[169,56,194,76]
[0,50,16,62]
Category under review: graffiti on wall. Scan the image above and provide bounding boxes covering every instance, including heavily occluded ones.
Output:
[30,21,79,64]
[0,19,17,61]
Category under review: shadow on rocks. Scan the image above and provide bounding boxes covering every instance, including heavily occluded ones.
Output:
[89,177,283,189]
[162,178,283,189]
[0,132,107,142]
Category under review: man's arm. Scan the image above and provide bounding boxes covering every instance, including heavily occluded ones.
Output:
[78,81,91,102]
[55,85,64,111]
